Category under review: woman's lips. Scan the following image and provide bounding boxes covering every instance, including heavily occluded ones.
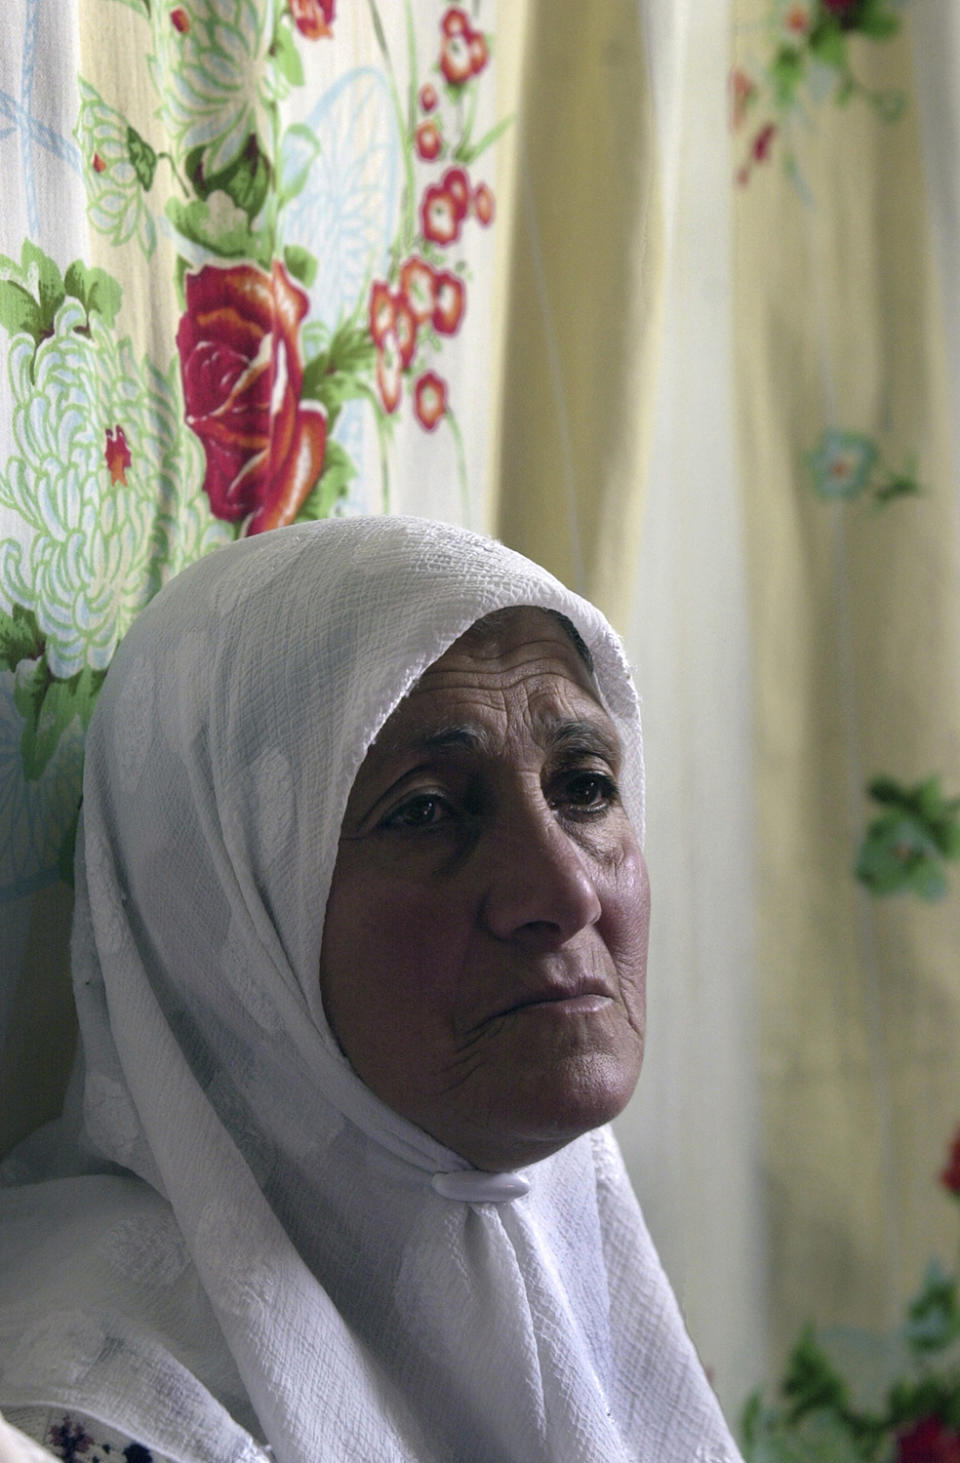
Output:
[505,990,613,1017]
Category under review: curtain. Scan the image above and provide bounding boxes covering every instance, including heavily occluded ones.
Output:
[3,0,960,1433]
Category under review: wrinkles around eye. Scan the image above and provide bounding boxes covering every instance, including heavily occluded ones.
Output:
[549,771,620,817]
[381,794,455,830]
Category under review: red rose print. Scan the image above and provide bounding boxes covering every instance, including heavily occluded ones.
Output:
[399,256,436,324]
[441,166,470,220]
[369,280,395,346]
[414,371,447,432]
[392,296,417,369]
[416,119,442,161]
[469,32,488,76]
[177,261,327,535]
[432,271,464,335]
[895,1417,960,1463]
[419,83,438,113]
[473,182,494,225]
[377,334,402,414]
[289,0,335,39]
[104,425,131,486]
[441,7,470,36]
[171,6,190,32]
[92,153,106,174]
[421,185,460,245]
[940,1126,960,1195]
[440,31,473,85]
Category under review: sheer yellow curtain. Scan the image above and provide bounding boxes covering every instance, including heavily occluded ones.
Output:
[490,3,767,1413]
[733,0,960,1366]
[489,0,664,628]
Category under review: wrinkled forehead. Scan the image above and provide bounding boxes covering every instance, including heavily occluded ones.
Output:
[352,606,618,788]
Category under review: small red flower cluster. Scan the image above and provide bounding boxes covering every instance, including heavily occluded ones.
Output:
[895,1416,960,1463]
[416,118,442,162]
[421,165,493,245]
[439,7,488,87]
[369,257,466,428]
[289,0,335,41]
[104,425,132,487]
[941,1125,960,1197]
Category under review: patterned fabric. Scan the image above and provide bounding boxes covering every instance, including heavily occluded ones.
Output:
[730,0,960,1365]
[4,1409,172,1463]
[0,0,504,953]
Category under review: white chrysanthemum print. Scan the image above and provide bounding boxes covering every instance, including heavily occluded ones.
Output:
[75,79,158,256]
[0,299,231,679]
[148,0,285,177]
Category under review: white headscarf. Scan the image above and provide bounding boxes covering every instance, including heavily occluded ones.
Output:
[0,518,742,1463]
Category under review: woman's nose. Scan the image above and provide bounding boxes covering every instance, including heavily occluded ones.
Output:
[479,802,603,945]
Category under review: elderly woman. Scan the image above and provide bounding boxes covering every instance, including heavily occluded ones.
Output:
[0,518,741,1463]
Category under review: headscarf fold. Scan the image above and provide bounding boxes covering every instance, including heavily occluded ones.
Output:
[0,517,741,1463]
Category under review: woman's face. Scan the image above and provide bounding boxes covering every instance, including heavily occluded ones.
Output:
[318,607,649,1172]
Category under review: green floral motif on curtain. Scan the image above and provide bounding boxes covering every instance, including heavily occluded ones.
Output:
[743,1125,960,1461]
[855,775,960,900]
[732,0,907,188]
[807,429,923,506]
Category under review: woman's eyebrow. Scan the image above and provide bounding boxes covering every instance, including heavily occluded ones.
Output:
[372,722,487,765]
[544,717,622,764]
[373,715,620,767]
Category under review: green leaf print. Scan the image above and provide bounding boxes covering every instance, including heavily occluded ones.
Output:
[770,48,805,108]
[283,244,317,288]
[185,136,271,220]
[166,195,262,261]
[0,247,124,350]
[0,282,44,342]
[14,658,106,782]
[904,1260,960,1355]
[855,775,960,899]
[858,0,900,40]
[0,241,65,346]
[0,604,44,672]
[64,262,123,327]
[808,23,847,72]
[301,321,377,428]
[272,25,304,87]
[126,125,159,191]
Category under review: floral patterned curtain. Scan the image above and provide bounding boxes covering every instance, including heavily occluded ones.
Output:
[0,0,512,1140]
[4,0,960,1441]
[732,0,960,1360]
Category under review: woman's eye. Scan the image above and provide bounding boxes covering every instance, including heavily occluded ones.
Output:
[382,794,452,830]
[555,771,618,815]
